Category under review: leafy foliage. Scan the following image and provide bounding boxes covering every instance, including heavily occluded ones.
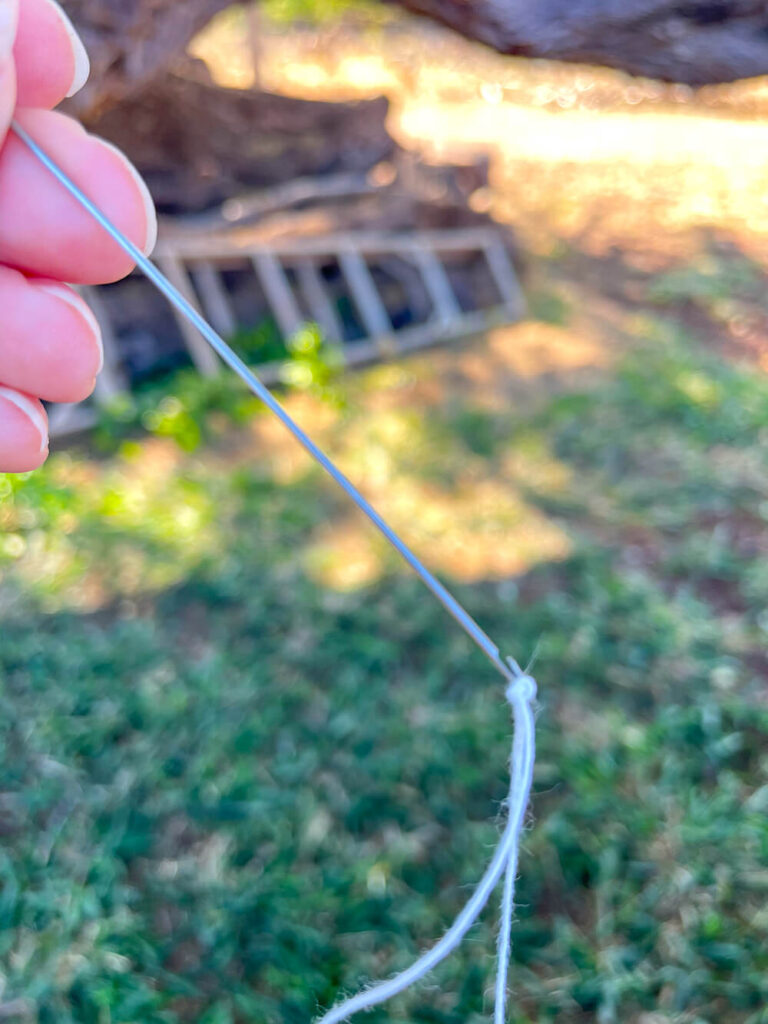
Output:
[261,0,391,26]
[93,322,342,453]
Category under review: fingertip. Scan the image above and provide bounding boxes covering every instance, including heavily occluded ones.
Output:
[37,281,103,373]
[0,386,49,472]
[0,0,19,62]
[13,0,89,108]
[97,138,158,256]
[48,0,91,98]
[1,110,155,282]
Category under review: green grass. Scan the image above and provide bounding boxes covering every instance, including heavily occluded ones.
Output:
[1,315,768,1022]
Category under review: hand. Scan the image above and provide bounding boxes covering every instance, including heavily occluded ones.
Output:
[0,0,156,472]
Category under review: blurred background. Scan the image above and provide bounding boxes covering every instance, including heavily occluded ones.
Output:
[2,1,768,1021]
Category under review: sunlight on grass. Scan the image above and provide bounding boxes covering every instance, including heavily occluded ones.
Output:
[2,328,589,606]
[305,473,571,590]
[1,441,220,610]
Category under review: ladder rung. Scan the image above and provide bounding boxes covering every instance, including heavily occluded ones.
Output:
[483,237,525,318]
[252,252,304,339]
[412,248,461,323]
[192,261,238,339]
[338,248,391,343]
[156,253,220,376]
[296,260,344,344]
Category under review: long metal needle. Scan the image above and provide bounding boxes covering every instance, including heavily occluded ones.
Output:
[13,120,518,684]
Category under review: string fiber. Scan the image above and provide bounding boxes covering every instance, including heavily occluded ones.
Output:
[317,673,536,1023]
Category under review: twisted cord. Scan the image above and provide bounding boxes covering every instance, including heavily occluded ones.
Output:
[317,671,537,1024]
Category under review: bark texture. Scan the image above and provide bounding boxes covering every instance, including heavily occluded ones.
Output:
[389,0,768,85]
[63,0,233,120]
[86,62,395,214]
[63,0,768,117]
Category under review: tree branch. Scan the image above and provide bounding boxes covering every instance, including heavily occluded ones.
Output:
[62,0,768,120]
[388,0,768,85]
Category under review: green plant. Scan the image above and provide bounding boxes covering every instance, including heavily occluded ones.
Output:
[261,0,392,26]
[2,302,767,1022]
[92,321,343,454]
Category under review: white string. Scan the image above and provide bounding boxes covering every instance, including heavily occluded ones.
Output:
[316,671,537,1024]
[494,855,517,1023]
[493,675,535,1023]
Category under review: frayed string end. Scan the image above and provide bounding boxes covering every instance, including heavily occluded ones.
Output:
[317,664,537,1024]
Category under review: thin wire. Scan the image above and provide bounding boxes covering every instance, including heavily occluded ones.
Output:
[14,122,538,1021]
[317,673,536,1024]
[12,120,516,687]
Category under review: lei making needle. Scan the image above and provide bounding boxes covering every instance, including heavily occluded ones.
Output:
[12,118,538,1023]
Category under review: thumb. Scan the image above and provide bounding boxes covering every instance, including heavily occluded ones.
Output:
[0,0,19,137]
[0,0,18,58]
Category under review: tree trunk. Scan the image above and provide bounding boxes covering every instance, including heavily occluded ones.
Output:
[63,0,233,120]
[85,61,396,214]
[389,0,768,86]
[63,0,768,118]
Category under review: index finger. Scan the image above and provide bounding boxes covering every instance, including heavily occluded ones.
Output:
[0,108,157,283]
[0,0,18,135]
[14,0,90,109]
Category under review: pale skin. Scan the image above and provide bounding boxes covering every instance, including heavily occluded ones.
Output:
[0,0,157,472]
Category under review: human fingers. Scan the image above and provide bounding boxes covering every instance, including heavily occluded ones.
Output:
[0,108,157,284]
[0,0,19,138]
[0,265,102,403]
[0,385,47,472]
[14,0,90,109]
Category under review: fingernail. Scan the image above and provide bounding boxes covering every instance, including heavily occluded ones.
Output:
[99,138,158,256]
[39,0,90,96]
[0,0,19,62]
[37,282,104,373]
[0,386,48,455]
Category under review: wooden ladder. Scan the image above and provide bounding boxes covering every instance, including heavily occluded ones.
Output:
[48,227,524,438]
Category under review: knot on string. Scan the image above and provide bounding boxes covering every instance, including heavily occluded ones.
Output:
[504,655,537,706]
[505,673,537,706]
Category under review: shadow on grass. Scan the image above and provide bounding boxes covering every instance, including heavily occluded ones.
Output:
[2,305,768,1021]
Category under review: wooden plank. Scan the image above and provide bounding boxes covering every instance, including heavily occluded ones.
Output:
[159,228,497,263]
[395,308,504,354]
[171,173,373,233]
[338,248,391,345]
[192,261,238,338]
[483,236,526,318]
[252,251,304,339]
[156,253,220,376]
[296,260,344,344]
[412,247,461,324]
[260,308,504,382]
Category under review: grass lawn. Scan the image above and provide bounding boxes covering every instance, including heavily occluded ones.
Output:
[2,253,768,1022]
[4,14,768,1020]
